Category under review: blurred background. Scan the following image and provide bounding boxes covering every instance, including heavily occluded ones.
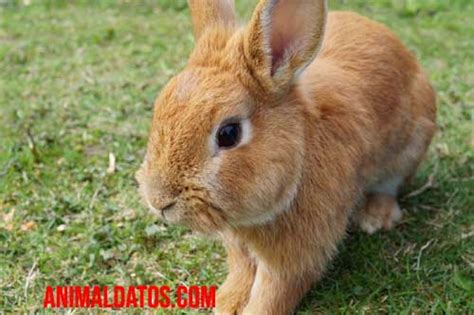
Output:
[0,0,473,313]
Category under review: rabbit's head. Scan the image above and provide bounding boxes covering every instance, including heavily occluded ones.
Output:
[137,0,327,232]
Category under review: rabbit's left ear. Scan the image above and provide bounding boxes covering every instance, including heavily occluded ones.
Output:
[244,0,327,89]
[188,0,237,41]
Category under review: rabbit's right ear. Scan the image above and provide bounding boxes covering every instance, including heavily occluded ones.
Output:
[188,0,237,40]
[243,0,327,92]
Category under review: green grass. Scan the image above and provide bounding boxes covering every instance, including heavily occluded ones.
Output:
[0,0,473,313]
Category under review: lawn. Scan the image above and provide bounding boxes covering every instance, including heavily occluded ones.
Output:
[0,0,473,313]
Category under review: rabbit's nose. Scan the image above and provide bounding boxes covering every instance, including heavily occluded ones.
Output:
[160,201,177,218]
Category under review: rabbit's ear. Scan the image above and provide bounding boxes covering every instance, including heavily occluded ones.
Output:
[244,0,327,88]
[188,0,237,40]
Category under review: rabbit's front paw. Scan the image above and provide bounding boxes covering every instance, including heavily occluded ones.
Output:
[215,274,254,315]
[214,286,248,315]
[356,193,402,234]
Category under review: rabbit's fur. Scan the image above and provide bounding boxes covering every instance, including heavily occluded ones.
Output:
[136,0,436,313]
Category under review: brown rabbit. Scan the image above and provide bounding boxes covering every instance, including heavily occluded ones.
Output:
[136,0,437,313]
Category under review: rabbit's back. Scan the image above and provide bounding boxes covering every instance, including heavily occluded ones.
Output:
[300,11,436,188]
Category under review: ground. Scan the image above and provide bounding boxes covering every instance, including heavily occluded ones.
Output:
[0,0,473,313]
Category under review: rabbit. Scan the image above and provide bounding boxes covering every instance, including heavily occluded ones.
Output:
[136,0,437,313]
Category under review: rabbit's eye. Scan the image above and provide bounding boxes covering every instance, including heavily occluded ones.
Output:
[217,123,241,149]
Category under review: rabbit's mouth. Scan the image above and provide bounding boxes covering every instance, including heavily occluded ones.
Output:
[146,195,229,233]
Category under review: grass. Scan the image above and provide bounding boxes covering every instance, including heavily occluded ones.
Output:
[0,0,473,313]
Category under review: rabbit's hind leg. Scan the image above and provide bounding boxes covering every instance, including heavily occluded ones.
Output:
[355,178,403,234]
